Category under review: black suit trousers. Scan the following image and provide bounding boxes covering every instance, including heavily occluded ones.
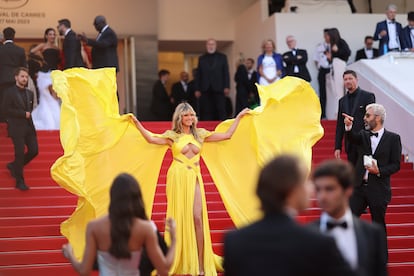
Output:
[200,88,226,121]
[350,184,389,260]
[10,126,38,183]
[317,68,330,118]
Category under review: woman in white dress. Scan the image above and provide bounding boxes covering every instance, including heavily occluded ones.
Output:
[31,28,61,130]
[257,39,284,85]
[62,173,177,276]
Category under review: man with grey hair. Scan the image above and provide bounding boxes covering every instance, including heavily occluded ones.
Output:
[282,35,311,82]
[194,38,230,121]
[373,4,403,55]
[342,103,401,259]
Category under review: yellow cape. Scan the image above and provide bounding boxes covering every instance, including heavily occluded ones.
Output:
[51,68,323,259]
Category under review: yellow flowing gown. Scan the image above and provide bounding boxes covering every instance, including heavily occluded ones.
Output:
[51,68,323,275]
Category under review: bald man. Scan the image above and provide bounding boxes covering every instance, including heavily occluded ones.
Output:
[80,15,119,71]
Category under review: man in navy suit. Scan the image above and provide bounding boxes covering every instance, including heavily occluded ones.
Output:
[400,11,414,52]
[57,18,85,69]
[335,70,375,165]
[343,104,401,259]
[224,155,357,276]
[373,4,403,55]
[309,159,387,276]
[80,15,119,71]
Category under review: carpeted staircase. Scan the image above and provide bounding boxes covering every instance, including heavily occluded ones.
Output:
[0,120,413,275]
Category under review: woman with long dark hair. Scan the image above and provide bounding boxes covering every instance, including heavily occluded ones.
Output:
[62,173,176,276]
[325,27,351,119]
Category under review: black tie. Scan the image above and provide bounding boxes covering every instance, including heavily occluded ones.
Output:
[369,132,379,137]
[327,221,347,230]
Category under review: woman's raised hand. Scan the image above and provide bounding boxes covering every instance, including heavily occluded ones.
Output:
[236,108,250,119]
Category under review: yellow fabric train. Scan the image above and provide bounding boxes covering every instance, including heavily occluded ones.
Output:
[51,68,323,270]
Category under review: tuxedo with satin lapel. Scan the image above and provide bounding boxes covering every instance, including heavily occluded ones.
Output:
[346,128,401,249]
[308,217,387,276]
[224,213,356,276]
[335,88,375,165]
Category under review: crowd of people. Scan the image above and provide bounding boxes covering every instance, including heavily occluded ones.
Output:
[152,5,413,123]
[0,15,119,190]
[0,4,409,276]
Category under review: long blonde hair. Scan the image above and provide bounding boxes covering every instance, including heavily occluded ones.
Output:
[172,103,200,141]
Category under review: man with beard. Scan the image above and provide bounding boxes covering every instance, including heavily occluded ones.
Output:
[57,18,85,69]
[2,67,38,191]
[334,70,375,165]
[343,104,401,259]
[194,38,230,121]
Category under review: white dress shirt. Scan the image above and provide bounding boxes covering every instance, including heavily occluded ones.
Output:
[387,20,400,49]
[320,208,358,270]
[180,80,187,92]
[364,48,374,59]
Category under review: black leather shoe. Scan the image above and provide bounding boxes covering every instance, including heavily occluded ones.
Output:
[7,163,15,178]
[16,182,30,191]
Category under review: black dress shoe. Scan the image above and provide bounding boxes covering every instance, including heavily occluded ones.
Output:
[7,163,15,178]
[16,182,30,191]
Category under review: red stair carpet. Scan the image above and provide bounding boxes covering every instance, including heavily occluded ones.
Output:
[1,120,413,275]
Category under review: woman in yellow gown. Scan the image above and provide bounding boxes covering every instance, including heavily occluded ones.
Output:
[131,103,249,276]
[50,68,323,276]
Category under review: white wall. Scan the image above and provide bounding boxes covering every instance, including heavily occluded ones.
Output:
[234,1,277,63]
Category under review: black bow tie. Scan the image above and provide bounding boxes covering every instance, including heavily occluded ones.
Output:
[388,21,395,24]
[327,221,348,230]
[369,132,379,137]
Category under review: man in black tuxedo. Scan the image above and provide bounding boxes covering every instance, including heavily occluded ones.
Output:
[57,19,85,69]
[150,69,173,121]
[309,159,387,276]
[80,15,119,71]
[2,68,38,191]
[343,104,401,253]
[283,35,311,82]
[373,4,403,55]
[171,71,191,109]
[223,155,356,276]
[335,70,375,165]
[355,36,379,61]
[186,68,199,115]
[0,27,27,122]
[194,38,230,121]
[400,11,414,52]
[234,58,258,114]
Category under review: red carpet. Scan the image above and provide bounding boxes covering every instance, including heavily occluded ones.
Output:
[0,121,413,275]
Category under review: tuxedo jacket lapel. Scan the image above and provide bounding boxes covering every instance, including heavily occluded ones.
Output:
[353,217,366,269]
[351,90,362,115]
[373,130,389,156]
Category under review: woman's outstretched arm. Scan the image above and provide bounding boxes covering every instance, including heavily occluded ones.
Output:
[204,108,250,142]
[130,115,171,146]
